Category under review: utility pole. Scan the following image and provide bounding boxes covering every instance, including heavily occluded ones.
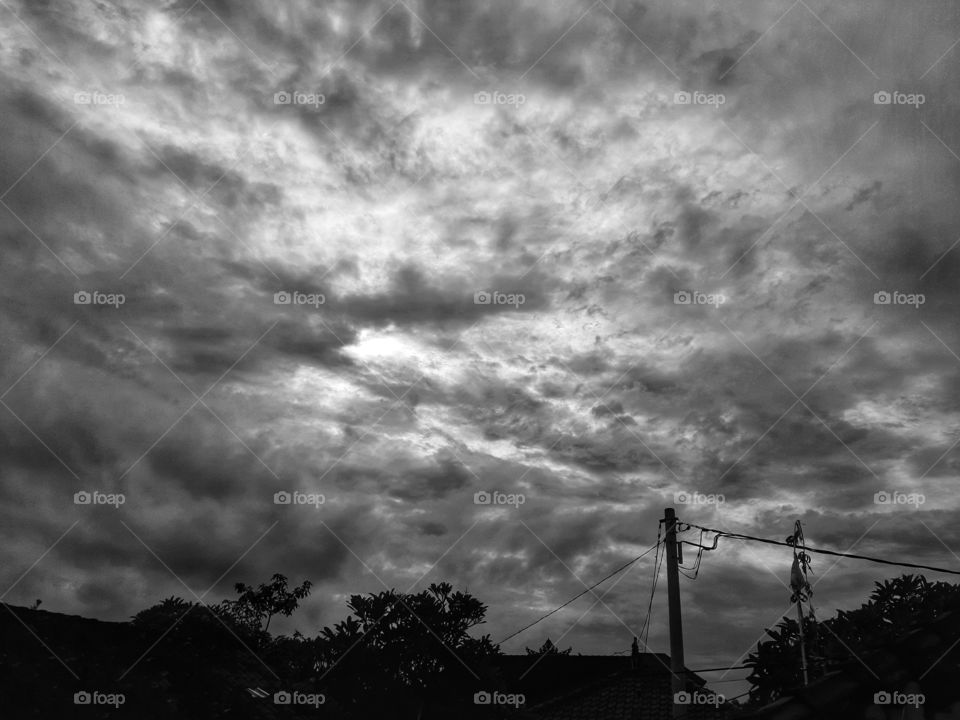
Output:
[796,599,809,686]
[664,507,686,718]
[788,520,811,687]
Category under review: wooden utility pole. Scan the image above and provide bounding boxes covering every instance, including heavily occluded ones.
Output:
[664,508,686,718]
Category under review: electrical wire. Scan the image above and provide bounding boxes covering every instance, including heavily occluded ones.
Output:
[498,516,957,686]
[643,546,664,650]
[497,539,661,646]
[679,527,706,579]
[688,664,751,673]
[682,522,960,577]
[639,526,664,649]
[638,550,655,645]
[569,660,815,679]
[697,675,756,684]
[463,511,960,718]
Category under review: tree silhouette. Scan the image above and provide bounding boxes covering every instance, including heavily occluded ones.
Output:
[217,573,312,634]
[525,637,572,655]
[127,578,505,717]
[312,582,501,718]
[129,574,313,715]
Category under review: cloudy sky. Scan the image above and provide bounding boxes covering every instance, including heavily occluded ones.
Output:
[2,0,960,698]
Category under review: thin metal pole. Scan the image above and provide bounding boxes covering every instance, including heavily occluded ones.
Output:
[796,598,809,686]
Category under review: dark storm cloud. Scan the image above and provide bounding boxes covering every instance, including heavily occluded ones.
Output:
[145,417,279,501]
[147,146,284,210]
[336,264,551,327]
[269,318,358,366]
[387,455,474,501]
[413,520,448,536]
[0,86,140,268]
[0,407,121,478]
[845,180,883,211]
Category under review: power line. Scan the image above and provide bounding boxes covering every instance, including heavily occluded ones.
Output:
[498,516,959,683]
[639,526,664,648]
[532,660,797,680]
[682,522,960,577]
[497,540,661,646]
[644,659,824,677]
[698,675,755,684]
[679,526,706,579]
[639,546,663,650]
[689,664,751,673]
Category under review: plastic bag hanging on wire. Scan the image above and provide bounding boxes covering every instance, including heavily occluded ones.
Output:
[786,520,813,603]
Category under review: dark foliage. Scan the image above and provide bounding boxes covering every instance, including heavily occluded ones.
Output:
[524,638,572,656]
[312,581,506,717]
[744,574,960,705]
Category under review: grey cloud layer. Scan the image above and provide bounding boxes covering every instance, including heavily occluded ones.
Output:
[1,0,959,695]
